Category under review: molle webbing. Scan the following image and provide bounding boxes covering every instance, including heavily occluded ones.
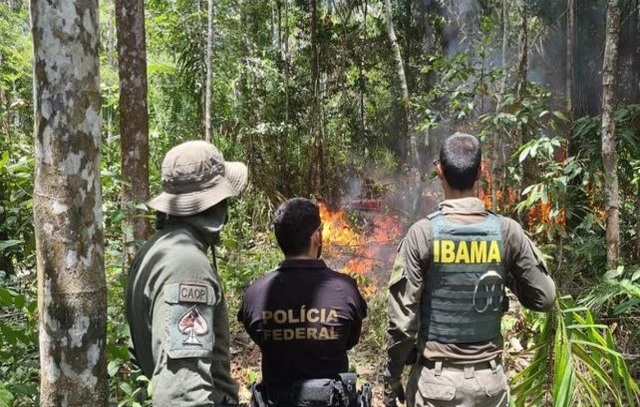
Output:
[421,212,505,343]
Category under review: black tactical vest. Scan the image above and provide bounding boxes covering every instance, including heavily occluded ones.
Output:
[420,211,505,343]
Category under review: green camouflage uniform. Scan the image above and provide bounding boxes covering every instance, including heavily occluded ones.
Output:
[126,215,238,406]
[385,198,556,406]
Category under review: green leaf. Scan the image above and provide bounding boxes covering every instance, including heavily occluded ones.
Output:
[14,294,24,310]
[553,111,569,121]
[0,240,23,253]
[119,382,133,395]
[108,360,120,377]
[604,267,623,280]
[111,210,124,224]
[0,382,14,407]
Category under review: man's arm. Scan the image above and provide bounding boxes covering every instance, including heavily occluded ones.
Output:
[345,277,368,350]
[385,223,428,384]
[150,281,218,406]
[503,218,556,312]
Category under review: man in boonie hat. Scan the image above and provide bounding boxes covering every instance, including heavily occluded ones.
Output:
[126,140,248,406]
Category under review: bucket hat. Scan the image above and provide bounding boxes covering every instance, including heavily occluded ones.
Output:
[147,140,248,216]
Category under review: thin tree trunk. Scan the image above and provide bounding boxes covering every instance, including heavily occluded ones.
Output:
[515,0,529,212]
[634,0,640,261]
[115,0,151,260]
[565,0,575,161]
[359,0,368,136]
[636,181,640,261]
[515,0,528,111]
[384,0,416,164]
[601,0,621,270]
[307,0,323,195]
[282,0,291,194]
[566,0,574,118]
[0,52,13,276]
[204,0,214,142]
[500,0,508,94]
[31,0,108,404]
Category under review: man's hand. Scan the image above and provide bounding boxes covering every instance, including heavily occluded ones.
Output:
[383,378,405,407]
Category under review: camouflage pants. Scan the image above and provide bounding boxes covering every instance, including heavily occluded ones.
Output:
[405,359,509,407]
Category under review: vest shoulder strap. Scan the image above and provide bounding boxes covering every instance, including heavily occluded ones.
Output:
[426,210,442,220]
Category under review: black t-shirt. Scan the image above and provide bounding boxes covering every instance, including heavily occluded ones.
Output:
[238,259,368,386]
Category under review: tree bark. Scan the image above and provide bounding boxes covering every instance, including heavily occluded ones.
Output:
[31,0,108,404]
[565,0,575,161]
[307,0,324,195]
[635,0,640,262]
[500,0,508,94]
[566,0,574,119]
[601,0,621,270]
[115,0,151,259]
[359,0,368,136]
[204,0,214,142]
[384,0,416,164]
[515,0,528,110]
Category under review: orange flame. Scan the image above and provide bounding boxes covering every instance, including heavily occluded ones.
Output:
[318,203,403,297]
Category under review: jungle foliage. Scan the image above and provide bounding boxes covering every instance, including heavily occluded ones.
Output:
[1,0,640,405]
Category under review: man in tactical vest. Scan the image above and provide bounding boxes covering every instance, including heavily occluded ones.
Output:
[238,198,369,407]
[383,133,556,407]
[126,141,247,406]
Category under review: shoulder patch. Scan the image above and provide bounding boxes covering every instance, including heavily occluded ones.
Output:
[164,283,215,358]
[179,283,209,304]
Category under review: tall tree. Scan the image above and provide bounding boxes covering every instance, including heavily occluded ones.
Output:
[384,0,415,164]
[635,0,640,262]
[307,0,324,195]
[566,0,574,119]
[115,0,151,258]
[31,0,108,404]
[601,0,621,269]
[204,0,214,142]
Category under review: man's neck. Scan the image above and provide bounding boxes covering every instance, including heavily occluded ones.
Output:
[443,185,476,200]
[285,253,316,260]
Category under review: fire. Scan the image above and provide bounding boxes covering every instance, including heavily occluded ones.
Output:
[318,203,403,297]
[480,159,566,233]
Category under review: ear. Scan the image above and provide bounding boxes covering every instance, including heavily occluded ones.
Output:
[311,227,321,246]
[436,162,445,180]
[476,161,484,181]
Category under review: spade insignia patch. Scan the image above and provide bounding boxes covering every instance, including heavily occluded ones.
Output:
[165,283,215,358]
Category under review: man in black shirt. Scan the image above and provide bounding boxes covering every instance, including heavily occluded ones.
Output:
[238,198,368,407]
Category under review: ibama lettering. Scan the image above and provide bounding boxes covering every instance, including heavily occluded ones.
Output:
[433,240,501,264]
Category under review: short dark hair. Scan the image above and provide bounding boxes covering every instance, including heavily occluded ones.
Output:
[439,133,482,191]
[273,198,321,256]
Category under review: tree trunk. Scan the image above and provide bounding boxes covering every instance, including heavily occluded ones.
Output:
[515,0,528,112]
[601,0,621,270]
[115,0,151,261]
[635,0,640,262]
[500,0,508,94]
[384,0,416,164]
[565,0,575,161]
[566,0,574,119]
[359,0,368,136]
[636,181,640,261]
[514,0,529,213]
[31,0,108,404]
[204,0,214,142]
[307,0,324,195]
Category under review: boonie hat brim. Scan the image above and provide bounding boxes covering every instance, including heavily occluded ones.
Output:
[147,161,248,216]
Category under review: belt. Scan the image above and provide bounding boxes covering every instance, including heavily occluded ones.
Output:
[265,378,346,406]
[420,356,501,372]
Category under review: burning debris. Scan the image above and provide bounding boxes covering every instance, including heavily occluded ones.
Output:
[319,202,404,296]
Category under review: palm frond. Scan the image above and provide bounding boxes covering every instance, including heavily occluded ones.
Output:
[511,295,640,406]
